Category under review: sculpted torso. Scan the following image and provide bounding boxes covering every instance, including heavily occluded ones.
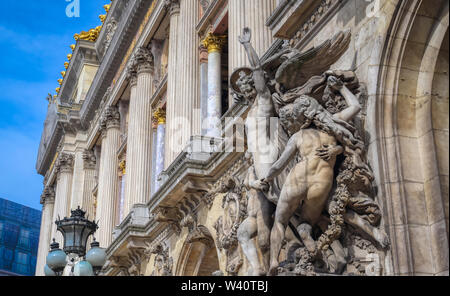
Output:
[245,96,279,180]
[283,129,338,225]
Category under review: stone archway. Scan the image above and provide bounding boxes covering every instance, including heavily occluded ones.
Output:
[175,225,221,276]
[375,0,449,275]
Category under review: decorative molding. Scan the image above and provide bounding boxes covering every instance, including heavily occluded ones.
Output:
[40,186,55,205]
[55,152,74,174]
[82,149,96,170]
[100,105,120,132]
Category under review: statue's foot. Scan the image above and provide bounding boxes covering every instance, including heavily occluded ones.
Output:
[374,228,390,249]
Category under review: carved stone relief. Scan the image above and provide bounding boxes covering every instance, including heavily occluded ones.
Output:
[213,177,247,275]
[229,27,390,276]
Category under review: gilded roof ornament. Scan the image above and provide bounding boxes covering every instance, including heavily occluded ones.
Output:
[99,14,106,23]
[58,79,63,85]
[56,87,61,94]
[70,44,76,51]
[74,26,102,42]
[64,62,69,69]
[67,54,73,61]
[61,71,66,78]
[104,3,111,13]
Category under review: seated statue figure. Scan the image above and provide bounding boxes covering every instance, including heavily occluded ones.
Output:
[261,76,363,275]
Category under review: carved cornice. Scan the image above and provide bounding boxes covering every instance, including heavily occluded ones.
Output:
[82,149,96,170]
[55,152,74,174]
[100,106,120,132]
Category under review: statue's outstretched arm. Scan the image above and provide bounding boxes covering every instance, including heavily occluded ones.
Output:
[329,76,361,122]
[239,28,269,95]
[264,134,299,182]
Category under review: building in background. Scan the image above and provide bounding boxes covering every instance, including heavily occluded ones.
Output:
[0,198,41,276]
[35,0,449,276]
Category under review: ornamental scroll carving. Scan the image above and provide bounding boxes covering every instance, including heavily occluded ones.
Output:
[231,27,389,276]
[213,177,247,275]
[149,243,173,276]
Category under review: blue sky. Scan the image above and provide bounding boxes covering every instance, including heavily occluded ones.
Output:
[0,0,107,210]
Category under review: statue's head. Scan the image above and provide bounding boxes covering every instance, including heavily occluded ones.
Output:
[236,72,257,101]
[279,95,322,135]
[230,67,256,102]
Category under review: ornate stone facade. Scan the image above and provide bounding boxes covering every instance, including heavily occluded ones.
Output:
[36,0,449,277]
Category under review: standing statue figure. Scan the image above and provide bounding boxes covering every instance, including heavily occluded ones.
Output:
[262,76,363,275]
[233,28,283,276]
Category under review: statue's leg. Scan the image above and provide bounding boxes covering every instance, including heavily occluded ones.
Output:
[297,223,315,253]
[237,215,264,276]
[344,210,390,249]
[256,191,275,273]
[268,192,302,276]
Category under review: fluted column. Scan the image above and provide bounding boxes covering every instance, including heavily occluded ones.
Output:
[81,150,97,219]
[153,108,166,193]
[51,152,74,245]
[123,47,154,218]
[151,117,158,196]
[165,0,180,168]
[96,106,121,248]
[69,148,84,211]
[165,0,200,167]
[202,33,227,138]
[36,186,55,276]
[199,44,209,136]
[229,0,276,106]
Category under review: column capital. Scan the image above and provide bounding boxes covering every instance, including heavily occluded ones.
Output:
[154,108,166,125]
[119,160,126,175]
[202,32,227,53]
[100,105,121,133]
[55,152,74,174]
[127,46,154,79]
[164,0,180,16]
[152,115,159,129]
[82,149,97,170]
[40,186,55,205]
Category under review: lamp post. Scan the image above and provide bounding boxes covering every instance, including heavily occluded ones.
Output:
[44,207,107,276]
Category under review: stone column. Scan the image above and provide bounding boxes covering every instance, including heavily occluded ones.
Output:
[199,45,209,136]
[164,0,180,168]
[165,0,200,167]
[96,106,121,248]
[228,0,276,106]
[123,47,154,218]
[202,33,227,138]
[69,148,85,211]
[151,117,158,196]
[81,150,97,219]
[51,152,74,245]
[153,108,166,193]
[36,186,55,276]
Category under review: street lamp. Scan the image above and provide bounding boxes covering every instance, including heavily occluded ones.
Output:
[44,207,107,276]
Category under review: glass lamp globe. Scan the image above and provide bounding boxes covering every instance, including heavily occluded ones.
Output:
[46,239,67,273]
[44,264,56,276]
[86,239,107,269]
[73,260,94,276]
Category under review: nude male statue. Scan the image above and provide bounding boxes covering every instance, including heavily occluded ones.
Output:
[233,28,282,276]
[261,76,363,275]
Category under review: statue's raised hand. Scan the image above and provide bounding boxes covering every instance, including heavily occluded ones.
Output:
[239,27,252,44]
[327,75,344,92]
